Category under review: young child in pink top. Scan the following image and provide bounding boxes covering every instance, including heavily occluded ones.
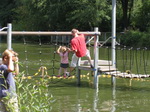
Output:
[57,46,71,77]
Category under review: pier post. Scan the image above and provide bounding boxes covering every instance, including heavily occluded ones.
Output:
[111,0,116,85]
[7,23,12,50]
[94,27,99,89]
[77,57,81,86]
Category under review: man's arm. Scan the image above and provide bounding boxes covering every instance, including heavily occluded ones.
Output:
[70,40,77,53]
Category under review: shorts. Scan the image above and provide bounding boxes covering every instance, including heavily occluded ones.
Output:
[70,49,91,67]
[60,63,69,68]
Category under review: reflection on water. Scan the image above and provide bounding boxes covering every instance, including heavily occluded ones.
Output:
[49,78,150,112]
[97,85,116,112]
[93,89,99,112]
[111,85,116,112]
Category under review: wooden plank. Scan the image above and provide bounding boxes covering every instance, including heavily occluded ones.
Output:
[112,73,128,77]
[138,74,150,78]
[112,73,150,78]
[78,65,117,72]
[80,60,112,66]
[131,74,141,78]
[98,66,117,72]
[78,64,150,79]
[125,74,138,78]
[78,66,94,71]
[105,71,121,75]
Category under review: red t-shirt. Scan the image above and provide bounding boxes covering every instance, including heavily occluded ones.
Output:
[71,34,87,57]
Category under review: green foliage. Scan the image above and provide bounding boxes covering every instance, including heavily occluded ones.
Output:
[15,72,55,112]
[66,0,111,30]
[134,0,150,31]
[12,0,111,31]
[119,30,150,47]
[0,0,149,32]
[0,0,17,26]
[13,0,48,31]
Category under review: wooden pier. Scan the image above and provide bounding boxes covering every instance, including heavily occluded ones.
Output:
[78,60,150,79]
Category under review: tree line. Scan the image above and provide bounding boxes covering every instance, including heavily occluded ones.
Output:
[0,0,150,46]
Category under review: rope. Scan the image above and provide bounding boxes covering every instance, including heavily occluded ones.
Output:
[145,47,149,66]
[129,47,133,72]
[52,44,57,75]
[23,37,29,75]
[122,47,125,76]
[20,34,150,81]
[124,46,128,72]
[21,66,93,84]
[135,48,140,75]
[122,46,132,76]
[39,38,42,66]
[131,47,135,72]
[107,46,111,73]
[143,47,147,75]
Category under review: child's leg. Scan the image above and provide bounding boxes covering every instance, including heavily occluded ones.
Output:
[63,68,67,75]
[58,67,62,75]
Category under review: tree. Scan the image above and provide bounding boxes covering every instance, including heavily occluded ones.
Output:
[135,0,150,31]
[65,0,111,31]
[13,0,49,31]
[13,0,111,31]
[0,0,17,27]
[119,0,134,30]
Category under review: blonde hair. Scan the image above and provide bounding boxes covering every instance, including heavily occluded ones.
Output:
[2,49,18,60]
[71,29,78,34]
[60,46,67,53]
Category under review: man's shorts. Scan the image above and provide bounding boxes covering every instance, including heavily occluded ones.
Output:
[70,49,91,67]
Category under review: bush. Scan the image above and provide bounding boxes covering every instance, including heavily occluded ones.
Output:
[15,72,55,112]
[119,30,150,48]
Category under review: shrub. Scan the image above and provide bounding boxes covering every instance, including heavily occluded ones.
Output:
[119,30,150,47]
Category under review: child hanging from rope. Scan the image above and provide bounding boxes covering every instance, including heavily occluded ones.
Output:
[56,46,71,77]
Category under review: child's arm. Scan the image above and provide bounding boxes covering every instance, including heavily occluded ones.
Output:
[7,52,15,72]
[67,47,72,52]
[56,46,61,54]
[14,56,19,75]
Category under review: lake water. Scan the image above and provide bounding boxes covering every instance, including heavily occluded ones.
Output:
[47,77,150,112]
[1,43,150,112]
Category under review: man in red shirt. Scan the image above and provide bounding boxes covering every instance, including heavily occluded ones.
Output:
[70,29,93,72]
